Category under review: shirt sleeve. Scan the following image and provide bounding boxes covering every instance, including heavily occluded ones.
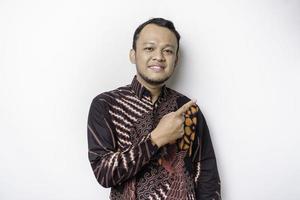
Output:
[193,109,221,200]
[87,96,159,188]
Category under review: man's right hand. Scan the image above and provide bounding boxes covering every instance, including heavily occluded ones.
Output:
[150,100,197,148]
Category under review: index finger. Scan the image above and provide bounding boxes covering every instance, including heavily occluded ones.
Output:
[175,99,197,116]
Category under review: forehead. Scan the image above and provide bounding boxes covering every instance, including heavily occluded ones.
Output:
[137,24,177,47]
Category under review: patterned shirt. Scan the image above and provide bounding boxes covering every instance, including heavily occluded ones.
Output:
[87,76,221,200]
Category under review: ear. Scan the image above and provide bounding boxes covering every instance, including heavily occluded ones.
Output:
[129,49,136,64]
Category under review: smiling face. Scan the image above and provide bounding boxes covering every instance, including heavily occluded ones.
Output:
[130,24,179,86]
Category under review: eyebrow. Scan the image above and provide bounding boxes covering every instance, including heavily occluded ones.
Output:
[142,42,175,48]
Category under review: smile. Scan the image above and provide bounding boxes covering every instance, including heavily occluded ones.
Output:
[148,65,165,72]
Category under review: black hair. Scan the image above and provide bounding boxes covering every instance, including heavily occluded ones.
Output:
[132,17,181,55]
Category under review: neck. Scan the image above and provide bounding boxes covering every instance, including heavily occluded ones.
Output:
[136,75,163,104]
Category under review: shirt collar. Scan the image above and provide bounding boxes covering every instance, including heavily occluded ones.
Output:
[130,75,167,101]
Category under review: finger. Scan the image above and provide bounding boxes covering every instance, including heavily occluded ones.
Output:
[175,99,197,116]
[180,130,184,137]
[181,113,185,123]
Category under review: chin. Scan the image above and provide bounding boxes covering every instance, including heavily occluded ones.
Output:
[144,75,170,85]
[137,69,172,85]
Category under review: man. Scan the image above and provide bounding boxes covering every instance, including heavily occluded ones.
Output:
[87,18,221,200]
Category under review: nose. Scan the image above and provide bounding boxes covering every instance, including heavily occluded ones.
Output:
[153,50,165,62]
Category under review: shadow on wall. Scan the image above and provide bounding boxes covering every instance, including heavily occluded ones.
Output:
[167,46,186,88]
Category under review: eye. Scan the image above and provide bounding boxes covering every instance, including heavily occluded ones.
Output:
[164,49,174,54]
[144,47,154,51]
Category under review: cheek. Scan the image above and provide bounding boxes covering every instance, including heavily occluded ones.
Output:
[167,57,176,67]
[136,52,150,63]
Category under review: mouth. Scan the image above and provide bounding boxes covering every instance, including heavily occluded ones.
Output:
[148,65,165,72]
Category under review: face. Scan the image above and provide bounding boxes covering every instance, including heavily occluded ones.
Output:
[130,24,178,86]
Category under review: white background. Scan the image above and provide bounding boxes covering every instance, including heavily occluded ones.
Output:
[0,0,299,199]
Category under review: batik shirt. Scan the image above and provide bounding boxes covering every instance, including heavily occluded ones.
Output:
[87,76,221,200]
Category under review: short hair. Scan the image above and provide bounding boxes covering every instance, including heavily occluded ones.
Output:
[132,17,181,55]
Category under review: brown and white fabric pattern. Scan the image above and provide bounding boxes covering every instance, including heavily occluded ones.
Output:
[87,76,221,200]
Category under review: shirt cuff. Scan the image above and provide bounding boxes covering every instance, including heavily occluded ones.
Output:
[145,134,159,156]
